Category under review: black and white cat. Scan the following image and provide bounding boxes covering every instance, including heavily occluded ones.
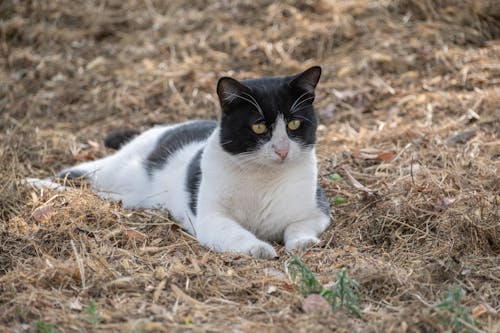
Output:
[30,67,331,259]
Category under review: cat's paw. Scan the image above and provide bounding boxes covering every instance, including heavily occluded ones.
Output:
[248,242,278,259]
[285,236,320,252]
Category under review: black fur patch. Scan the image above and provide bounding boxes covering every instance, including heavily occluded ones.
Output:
[185,148,203,215]
[57,169,88,186]
[316,184,330,216]
[145,120,217,175]
[58,169,86,180]
[104,129,140,150]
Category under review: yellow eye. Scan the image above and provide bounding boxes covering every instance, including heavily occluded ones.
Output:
[251,123,267,134]
[287,119,301,130]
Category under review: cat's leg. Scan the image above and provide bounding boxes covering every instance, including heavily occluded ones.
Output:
[195,214,278,259]
[284,213,330,252]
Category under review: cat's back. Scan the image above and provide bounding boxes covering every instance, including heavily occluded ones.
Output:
[71,120,217,215]
[143,120,217,174]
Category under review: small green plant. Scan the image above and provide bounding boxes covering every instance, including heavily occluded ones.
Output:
[15,306,28,321]
[286,256,323,297]
[83,300,101,326]
[330,196,346,205]
[286,257,361,317]
[434,285,477,332]
[34,320,56,333]
[329,173,342,181]
[323,267,361,317]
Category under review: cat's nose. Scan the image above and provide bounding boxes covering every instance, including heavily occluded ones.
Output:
[274,148,288,160]
[272,140,289,160]
[272,136,290,161]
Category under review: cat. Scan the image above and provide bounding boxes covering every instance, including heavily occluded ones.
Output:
[32,66,331,259]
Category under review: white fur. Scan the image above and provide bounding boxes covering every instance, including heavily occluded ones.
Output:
[30,119,330,258]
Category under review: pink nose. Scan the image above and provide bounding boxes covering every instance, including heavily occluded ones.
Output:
[273,146,288,160]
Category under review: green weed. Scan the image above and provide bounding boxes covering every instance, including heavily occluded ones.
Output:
[329,173,342,181]
[286,257,361,317]
[34,320,56,333]
[435,285,477,332]
[330,196,346,205]
[322,267,361,317]
[286,256,323,297]
[83,300,101,326]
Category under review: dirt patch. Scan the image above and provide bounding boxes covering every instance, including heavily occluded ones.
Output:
[1,0,498,332]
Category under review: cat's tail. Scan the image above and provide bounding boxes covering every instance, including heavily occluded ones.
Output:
[104,128,140,150]
[57,168,92,183]
[24,162,98,191]
[24,177,66,191]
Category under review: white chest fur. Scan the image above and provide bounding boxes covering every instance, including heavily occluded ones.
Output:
[196,132,319,242]
[227,164,317,240]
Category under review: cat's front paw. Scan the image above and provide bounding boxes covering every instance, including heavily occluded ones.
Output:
[248,242,278,259]
[285,236,320,252]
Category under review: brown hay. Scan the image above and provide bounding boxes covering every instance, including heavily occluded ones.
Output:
[1,0,499,332]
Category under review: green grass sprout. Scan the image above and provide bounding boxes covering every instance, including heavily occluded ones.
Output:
[434,285,477,332]
[34,320,55,333]
[330,196,346,205]
[286,257,361,318]
[329,173,342,181]
[286,256,323,297]
[322,267,361,317]
[83,300,101,326]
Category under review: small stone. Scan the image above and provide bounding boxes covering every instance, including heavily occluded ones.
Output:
[302,294,331,314]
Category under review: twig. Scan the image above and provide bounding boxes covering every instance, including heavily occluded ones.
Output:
[341,166,375,193]
[71,240,86,289]
[383,215,439,240]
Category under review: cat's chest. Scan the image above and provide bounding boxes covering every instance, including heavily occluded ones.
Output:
[223,172,316,239]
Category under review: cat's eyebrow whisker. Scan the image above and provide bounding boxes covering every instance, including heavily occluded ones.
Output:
[293,115,314,125]
[290,91,309,112]
[227,92,264,117]
[291,93,313,110]
[290,105,312,115]
[241,92,265,117]
[291,95,315,114]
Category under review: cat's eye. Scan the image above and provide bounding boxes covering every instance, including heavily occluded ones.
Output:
[251,123,268,134]
[287,119,301,130]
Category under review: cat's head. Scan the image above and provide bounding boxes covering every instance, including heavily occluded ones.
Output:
[217,66,321,167]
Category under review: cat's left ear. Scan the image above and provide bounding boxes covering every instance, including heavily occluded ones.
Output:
[289,66,322,94]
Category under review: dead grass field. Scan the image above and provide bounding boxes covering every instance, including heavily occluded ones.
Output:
[1,0,499,332]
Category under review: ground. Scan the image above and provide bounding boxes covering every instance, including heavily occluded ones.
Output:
[0,0,499,332]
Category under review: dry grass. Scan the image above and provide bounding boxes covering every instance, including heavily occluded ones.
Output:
[1,0,499,332]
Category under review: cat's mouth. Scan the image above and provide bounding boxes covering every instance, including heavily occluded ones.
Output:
[269,155,292,166]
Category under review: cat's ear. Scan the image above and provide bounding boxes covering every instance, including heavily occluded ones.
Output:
[289,66,322,94]
[217,77,252,111]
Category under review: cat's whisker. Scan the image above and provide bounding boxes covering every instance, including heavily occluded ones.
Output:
[227,92,264,117]
[220,140,233,146]
[291,96,315,114]
[242,92,265,117]
[290,91,309,112]
[290,104,312,115]
[290,93,314,114]
[293,115,314,125]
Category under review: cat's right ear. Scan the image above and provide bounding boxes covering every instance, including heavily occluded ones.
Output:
[217,77,251,112]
